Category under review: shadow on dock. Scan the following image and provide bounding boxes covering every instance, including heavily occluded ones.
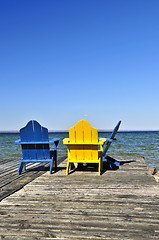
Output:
[55,156,136,175]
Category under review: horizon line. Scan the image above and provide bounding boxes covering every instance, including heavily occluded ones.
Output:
[0,129,159,133]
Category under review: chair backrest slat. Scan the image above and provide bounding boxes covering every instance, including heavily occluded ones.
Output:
[103,120,121,155]
[69,120,98,161]
[20,120,50,160]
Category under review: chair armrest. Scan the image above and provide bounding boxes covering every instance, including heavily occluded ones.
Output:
[50,138,60,149]
[63,138,70,144]
[106,138,113,143]
[98,138,106,151]
[63,138,105,145]
[15,138,60,146]
[50,138,60,144]
[99,138,107,143]
[15,139,21,144]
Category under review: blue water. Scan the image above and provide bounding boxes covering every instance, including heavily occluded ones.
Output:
[0,131,159,169]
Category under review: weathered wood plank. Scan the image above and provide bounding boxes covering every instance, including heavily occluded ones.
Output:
[0,156,159,240]
[0,156,66,201]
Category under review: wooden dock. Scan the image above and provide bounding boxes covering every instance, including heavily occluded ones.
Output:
[0,156,66,201]
[0,156,159,239]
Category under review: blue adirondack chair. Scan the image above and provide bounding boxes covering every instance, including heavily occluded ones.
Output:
[15,120,60,175]
[103,120,121,168]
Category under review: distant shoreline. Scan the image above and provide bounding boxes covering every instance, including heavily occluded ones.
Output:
[0,130,159,134]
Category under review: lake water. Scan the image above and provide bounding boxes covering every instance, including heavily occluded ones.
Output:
[0,131,159,169]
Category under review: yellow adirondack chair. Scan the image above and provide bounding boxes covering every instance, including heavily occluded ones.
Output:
[63,120,106,175]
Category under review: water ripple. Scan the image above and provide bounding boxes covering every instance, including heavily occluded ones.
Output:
[0,132,159,169]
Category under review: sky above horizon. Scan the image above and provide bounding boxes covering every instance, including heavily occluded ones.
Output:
[0,0,159,131]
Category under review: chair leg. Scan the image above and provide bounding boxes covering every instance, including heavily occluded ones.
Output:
[50,150,57,173]
[98,160,101,175]
[50,159,53,174]
[54,150,57,170]
[101,159,103,172]
[66,160,70,175]
[18,160,24,175]
[54,157,57,171]
[22,164,26,171]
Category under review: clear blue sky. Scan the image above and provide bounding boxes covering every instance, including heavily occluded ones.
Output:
[0,0,159,131]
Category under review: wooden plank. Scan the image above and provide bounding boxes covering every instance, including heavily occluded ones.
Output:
[0,156,66,201]
[0,156,159,239]
[83,120,92,142]
[83,121,92,160]
[69,127,76,161]
[75,120,84,143]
